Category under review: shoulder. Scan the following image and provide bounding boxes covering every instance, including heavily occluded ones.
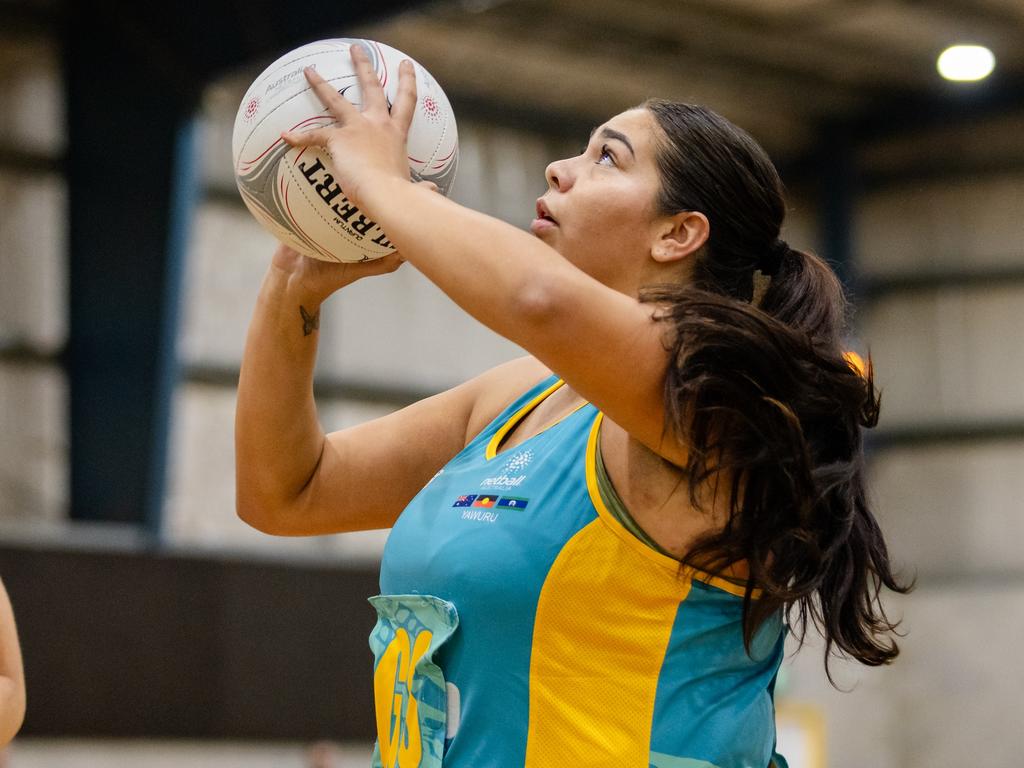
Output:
[462,355,552,445]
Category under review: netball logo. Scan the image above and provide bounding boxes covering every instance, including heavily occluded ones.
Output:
[243,96,260,122]
[481,450,532,489]
[503,450,532,473]
[422,95,440,123]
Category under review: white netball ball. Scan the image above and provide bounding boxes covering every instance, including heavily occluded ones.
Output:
[232,38,458,262]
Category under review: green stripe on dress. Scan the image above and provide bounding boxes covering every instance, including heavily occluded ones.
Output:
[594,432,677,559]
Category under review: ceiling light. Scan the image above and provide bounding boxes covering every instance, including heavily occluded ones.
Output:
[937,45,996,82]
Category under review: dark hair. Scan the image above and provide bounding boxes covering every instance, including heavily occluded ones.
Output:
[641,99,912,682]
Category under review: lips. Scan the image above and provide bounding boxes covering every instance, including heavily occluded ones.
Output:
[535,199,558,224]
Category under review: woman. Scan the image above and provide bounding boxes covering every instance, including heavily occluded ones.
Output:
[236,45,909,768]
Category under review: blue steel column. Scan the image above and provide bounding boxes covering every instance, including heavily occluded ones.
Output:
[63,12,199,533]
[818,123,859,290]
[145,119,201,537]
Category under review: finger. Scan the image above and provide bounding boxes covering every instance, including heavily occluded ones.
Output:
[349,42,387,115]
[391,59,418,134]
[415,180,439,194]
[303,66,359,122]
[280,126,334,148]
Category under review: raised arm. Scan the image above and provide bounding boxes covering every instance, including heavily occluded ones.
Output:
[356,180,677,462]
[235,244,549,535]
[283,48,682,466]
[0,578,25,746]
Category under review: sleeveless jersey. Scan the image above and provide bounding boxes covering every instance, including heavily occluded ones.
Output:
[370,375,788,768]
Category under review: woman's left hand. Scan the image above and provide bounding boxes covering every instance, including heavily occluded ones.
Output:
[281,44,417,210]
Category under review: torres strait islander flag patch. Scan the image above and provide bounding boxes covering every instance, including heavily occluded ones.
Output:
[496,496,529,510]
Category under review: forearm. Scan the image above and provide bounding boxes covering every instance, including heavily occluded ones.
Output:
[361,176,589,350]
[0,581,24,745]
[356,176,674,457]
[235,264,328,519]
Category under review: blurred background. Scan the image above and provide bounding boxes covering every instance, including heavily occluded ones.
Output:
[2,0,1023,765]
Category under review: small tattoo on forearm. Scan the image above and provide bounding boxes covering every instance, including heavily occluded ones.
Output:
[299,305,320,336]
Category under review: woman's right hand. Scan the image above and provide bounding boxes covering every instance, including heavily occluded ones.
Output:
[270,242,404,305]
[270,180,439,304]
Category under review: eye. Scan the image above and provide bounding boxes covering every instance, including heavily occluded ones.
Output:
[596,144,616,166]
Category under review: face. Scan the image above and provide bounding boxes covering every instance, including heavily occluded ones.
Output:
[532,108,667,293]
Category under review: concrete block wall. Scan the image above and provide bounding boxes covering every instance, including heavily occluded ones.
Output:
[4,32,1023,768]
[779,129,1024,766]
[0,40,66,524]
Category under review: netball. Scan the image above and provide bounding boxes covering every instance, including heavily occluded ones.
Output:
[232,38,458,262]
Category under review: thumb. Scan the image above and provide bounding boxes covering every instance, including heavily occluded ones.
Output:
[359,251,405,275]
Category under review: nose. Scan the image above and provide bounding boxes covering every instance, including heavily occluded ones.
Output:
[545,156,574,192]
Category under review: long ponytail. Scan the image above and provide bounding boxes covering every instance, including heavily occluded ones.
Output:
[642,100,912,681]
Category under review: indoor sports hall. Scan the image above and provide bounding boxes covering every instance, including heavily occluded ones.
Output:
[2,0,1023,766]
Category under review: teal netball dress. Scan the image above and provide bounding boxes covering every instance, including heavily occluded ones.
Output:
[369,375,788,768]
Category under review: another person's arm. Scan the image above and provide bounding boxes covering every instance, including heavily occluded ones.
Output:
[0,578,25,746]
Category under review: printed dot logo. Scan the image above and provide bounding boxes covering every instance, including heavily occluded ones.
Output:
[503,450,533,474]
[244,96,260,121]
[422,95,440,122]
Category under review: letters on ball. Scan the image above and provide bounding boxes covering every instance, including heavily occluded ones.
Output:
[232,39,459,262]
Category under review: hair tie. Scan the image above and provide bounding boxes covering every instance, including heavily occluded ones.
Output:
[760,238,788,277]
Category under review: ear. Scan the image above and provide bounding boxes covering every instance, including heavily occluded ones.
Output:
[650,210,710,264]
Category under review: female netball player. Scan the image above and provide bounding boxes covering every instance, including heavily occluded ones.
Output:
[236,45,909,767]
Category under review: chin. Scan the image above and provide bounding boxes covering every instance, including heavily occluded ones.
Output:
[532,228,562,250]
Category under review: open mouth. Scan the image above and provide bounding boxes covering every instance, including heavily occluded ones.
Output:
[535,199,558,224]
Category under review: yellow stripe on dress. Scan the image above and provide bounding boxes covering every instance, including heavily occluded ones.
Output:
[485,379,565,460]
[523,414,692,767]
[585,413,755,599]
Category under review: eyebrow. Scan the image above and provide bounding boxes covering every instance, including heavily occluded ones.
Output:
[589,126,636,159]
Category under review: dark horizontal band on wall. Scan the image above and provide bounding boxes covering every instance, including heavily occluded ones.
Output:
[863,156,1024,193]
[1,541,381,739]
[0,338,61,366]
[0,345,437,406]
[869,420,1024,451]
[857,265,1024,300]
[186,361,435,407]
[910,568,1024,590]
[0,145,63,175]
[6,350,1024,449]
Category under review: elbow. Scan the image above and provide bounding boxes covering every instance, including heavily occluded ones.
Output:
[513,272,567,333]
[236,493,288,535]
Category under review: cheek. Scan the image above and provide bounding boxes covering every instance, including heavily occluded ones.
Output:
[573,191,652,247]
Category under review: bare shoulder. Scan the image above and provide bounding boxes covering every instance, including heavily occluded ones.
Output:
[462,355,551,445]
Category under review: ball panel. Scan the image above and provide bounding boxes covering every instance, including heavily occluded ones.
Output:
[232,41,349,163]
[279,148,395,262]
